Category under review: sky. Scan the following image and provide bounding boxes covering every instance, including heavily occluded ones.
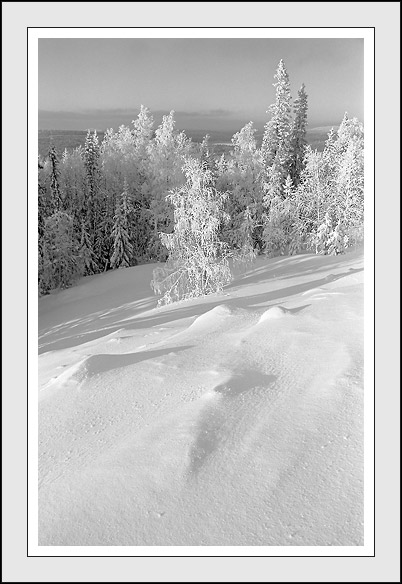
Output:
[38,37,364,132]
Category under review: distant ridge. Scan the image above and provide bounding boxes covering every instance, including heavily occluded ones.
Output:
[38,126,335,158]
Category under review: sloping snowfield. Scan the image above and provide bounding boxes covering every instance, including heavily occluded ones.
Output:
[38,247,364,546]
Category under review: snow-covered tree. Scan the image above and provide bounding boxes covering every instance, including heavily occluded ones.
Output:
[283,174,294,199]
[84,130,100,193]
[314,212,334,255]
[261,59,293,184]
[198,133,217,177]
[58,147,87,217]
[151,158,232,306]
[289,83,308,185]
[79,219,97,275]
[217,122,264,253]
[131,105,154,159]
[263,160,283,204]
[83,130,101,230]
[110,182,133,269]
[146,111,190,259]
[48,145,62,212]
[327,220,346,255]
[262,194,295,257]
[41,211,80,291]
[290,114,364,255]
[233,206,258,271]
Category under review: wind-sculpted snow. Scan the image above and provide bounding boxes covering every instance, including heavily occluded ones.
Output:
[187,304,235,332]
[258,305,289,322]
[38,247,364,546]
[189,371,277,476]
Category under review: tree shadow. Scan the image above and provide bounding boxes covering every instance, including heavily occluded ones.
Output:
[38,252,363,355]
[120,266,363,330]
[228,250,363,290]
[278,265,364,282]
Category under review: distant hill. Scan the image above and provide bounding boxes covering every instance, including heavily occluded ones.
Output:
[38,130,105,159]
[38,125,335,159]
[306,125,337,151]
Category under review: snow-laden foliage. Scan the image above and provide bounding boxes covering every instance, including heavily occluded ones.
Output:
[217,122,264,254]
[261,60,292,167]
[146,111,191,260]
[110,181,134,269]
[292,115,364,254]
[289,83,308,185]
[48,145,62,212]
[37,66,364,296]
[151,159,232,306]
[261,59,293,198]
[79,218,97,276]
[40,211,80,293]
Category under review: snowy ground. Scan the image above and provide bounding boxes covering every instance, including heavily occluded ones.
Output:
[38,247,364,546]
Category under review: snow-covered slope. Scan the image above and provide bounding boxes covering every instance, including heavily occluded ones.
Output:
[38,247,364,546]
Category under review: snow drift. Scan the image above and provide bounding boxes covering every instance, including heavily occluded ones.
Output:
[38,247,364,546]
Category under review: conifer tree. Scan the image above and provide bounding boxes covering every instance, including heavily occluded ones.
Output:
[79,219,97,275]
[38,160,48,294]
[290,83,308,185]
[263,161,283,204]
[131,105,154,158]
[283,174,294,199]
[41,211,80,290]
[198,134,217,177]
[110,185,133,269]
[327,220,346,255]
[38,159,49,240]
[84,130,100,191]
[83,130,100,232]
[48,145,62,212]
[315,212,333,255]
[261,59,293,182]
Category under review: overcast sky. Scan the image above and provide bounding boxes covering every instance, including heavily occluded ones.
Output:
[39,37,364,132]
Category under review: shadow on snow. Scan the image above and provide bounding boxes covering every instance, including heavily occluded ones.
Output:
[38,250,363,355]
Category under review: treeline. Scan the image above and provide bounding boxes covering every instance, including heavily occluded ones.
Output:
[38,60,364,298]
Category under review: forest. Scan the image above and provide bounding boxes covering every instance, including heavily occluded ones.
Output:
[38,60,364,304]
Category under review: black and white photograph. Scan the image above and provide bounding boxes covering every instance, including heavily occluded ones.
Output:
[36,32,368,548]
[3,3,401,580]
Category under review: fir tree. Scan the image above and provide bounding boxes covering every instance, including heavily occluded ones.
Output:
[315,212,333,255]
[261,59,293,179]
[41,211,80,291]
[110,185,133,269]
[327,220,346,255]
[290,83,308,185]
[198,134,217,177]
[83,129,100,232]
[79,219,97,275]
[48,145,62,212]
[283,174,294,199]
[263,161,283,204]
[131,105,154,158]
[84,130,100,190]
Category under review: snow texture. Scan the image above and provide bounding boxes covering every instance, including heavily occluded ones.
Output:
[38,247,364,546]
